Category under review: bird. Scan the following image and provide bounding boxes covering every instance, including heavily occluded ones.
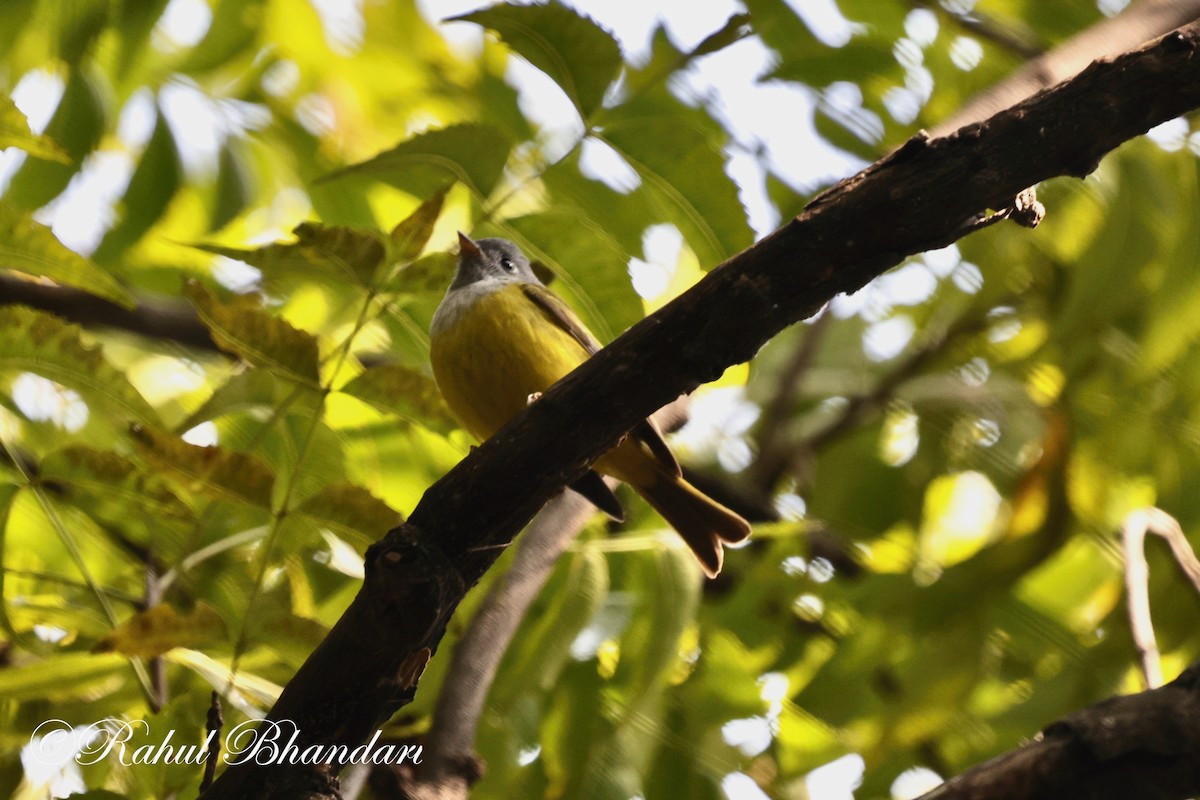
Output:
[429,232,751,576]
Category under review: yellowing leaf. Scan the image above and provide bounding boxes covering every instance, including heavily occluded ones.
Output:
[130,423,275,509]
[0,306,156,426]
[184,280,320,386]
[93,603,226,658]
[195,222,386,288]
[389,185,449,266]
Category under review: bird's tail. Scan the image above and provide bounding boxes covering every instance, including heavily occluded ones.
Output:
[636,475,751,577]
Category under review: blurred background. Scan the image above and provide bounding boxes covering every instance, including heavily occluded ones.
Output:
[0,0,1198,798]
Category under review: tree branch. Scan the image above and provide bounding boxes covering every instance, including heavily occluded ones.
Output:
[1122,508,1200,690]
[916,662,1200,800]
[0,272,219,353]
[931,0,1200,136]
[200,24,1200,799]
[411,490,601,799]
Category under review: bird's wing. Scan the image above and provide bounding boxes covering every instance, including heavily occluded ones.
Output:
[520,282,602,355]
[521,283,681,477]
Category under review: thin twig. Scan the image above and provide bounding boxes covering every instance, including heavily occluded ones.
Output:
[912,0,1046,59]
[1121,507,1200,690]
[199,691,223,795]
[413,488,604,798]
[751,311,832,492]
[931,0,1200,136]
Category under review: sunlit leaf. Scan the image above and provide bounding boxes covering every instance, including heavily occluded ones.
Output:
[113,0,171,81]
[52,0,108,64]
[3,69,106,211]
[40,445,194,545]
[194,222,386,288]
[627,14,750,95]
[183,280,320,386]
[166,648,282,706]
[93,106,183,263]
[130,423,274,509]
[339,363,456,432]
[450,1,621,120]
[0,652,126,701]
[0,306,155,425]
[385,250,456,295]
[389,185,449,266]
[178,0,265,73]
[0,201,134,307]
[179,368,312,433]
[323,123,513,200]
[599,94,753,268]
[210,140,254,232]
[0,92,69,162]
[294,482,403,546]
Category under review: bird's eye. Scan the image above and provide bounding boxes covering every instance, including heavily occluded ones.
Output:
[500,257,517,273]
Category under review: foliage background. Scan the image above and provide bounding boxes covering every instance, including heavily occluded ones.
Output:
[0,0,1198,798]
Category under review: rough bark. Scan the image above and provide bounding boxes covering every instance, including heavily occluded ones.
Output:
[200,23,1200,800]
[917,663,1200,800]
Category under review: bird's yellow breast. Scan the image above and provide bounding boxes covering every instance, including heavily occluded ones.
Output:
[430,281,590,442]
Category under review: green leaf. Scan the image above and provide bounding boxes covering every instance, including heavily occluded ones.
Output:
[178,0,264,74]
[385,251,456,295]
[0,0,35,57]
[183,280,320,386]
[93,105,183,263]
[3,69,107,211]
[93,602,227,658]
[0,652,127,700]
[0,201,134,308]
[513,548,608,694]
[450,1,621,120]
[540,147,654,255]
[618,542,701,699]
[339,363,456,432]
[389,185,450,266]
[745,0,902,87]
[627,15,751,96]
[505,211,643,338]
[179,368,304,432]
[598,94,753,268]
[210,140,254,232]
[323,123,513,200]
[194,222,386,288]
[40,445,194,546]
[294,482,403,545]
[113,0,171,82]
[0,92,69,162]
[0,306,156,426]
[130,423,275,509]
[52,0,109,64]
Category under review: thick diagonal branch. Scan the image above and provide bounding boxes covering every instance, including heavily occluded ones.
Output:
[201,23,1200,800]
[916,663,1200,800]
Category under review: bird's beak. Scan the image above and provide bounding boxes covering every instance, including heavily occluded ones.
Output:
[457,231,481,257]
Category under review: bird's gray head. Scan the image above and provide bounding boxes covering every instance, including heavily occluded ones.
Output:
[451,232,542,290]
